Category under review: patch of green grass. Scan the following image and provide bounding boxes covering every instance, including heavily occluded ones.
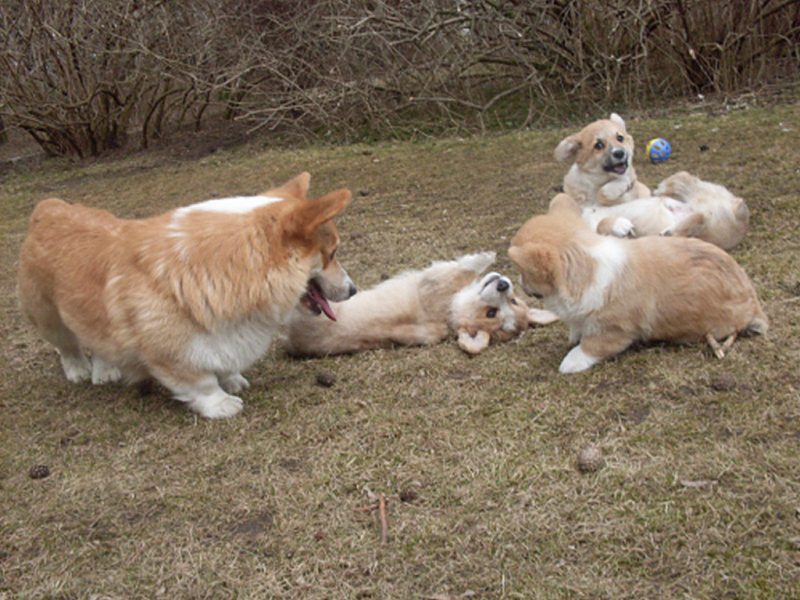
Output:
[2,101,800,599]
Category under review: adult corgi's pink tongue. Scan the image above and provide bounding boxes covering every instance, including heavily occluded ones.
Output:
[302,280,337,321]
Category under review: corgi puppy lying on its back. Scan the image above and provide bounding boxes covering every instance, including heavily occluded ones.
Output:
[283,252,559,357]
[509,194,767,373]
[17,173,356,418]
[581,171,750,250]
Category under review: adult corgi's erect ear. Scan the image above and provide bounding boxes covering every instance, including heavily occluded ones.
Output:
[285,189,352,239]
[261,172,311,200]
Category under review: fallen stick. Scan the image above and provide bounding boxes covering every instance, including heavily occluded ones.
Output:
[378,493,389,544]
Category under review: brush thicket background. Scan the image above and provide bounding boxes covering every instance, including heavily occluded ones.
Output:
[1,2,800,599]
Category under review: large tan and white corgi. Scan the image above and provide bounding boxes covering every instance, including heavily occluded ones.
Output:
[17,172,355,418]
[283,252,559,357]
[555,113,650,206]
[509,194,767,373]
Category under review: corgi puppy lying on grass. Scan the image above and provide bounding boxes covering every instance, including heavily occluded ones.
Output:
[581,171,750,250]
[509,194,767,373]
[284,252,559,357]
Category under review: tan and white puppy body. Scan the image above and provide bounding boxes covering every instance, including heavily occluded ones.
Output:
[284,252,558,357]
[17,173,355,418]
[582,171,750,250]
[509,194,767,373]
[555,113,650,206]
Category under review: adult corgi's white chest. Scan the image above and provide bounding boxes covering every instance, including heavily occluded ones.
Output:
[185,314,281,374]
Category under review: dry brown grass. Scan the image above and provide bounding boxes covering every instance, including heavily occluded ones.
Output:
[2,101,800,599]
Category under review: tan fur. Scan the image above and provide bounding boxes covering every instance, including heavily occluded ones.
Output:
[555,113,650,206]
[652,171,750,249]
[582,171,750,250]
[17,172,355,418]
[509,194,767,373]
[283,253,559,357]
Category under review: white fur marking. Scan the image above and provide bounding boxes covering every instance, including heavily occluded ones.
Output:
[178,195,284,216]
[186,315,278,375]
[577,237,627,314]
[559,345,601,373]
[168,195,284,235]
[91,355,123,385]
[60,353,92,383]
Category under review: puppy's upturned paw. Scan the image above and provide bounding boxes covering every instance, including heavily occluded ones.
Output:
[189,391,244,419]
[612,218,636,238]
[599,180,628,203]
[60,354,92,383]
[220,373,250,394]
[458,330,491,354]
[91,355,123,385]
[559,345,601,374]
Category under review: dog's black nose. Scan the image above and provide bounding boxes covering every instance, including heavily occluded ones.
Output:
[612,148,626,160]
[496,280,509,292]
[347,283,357,298]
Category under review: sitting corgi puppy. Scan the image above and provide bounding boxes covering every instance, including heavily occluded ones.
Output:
[283,252,559,356]
[509,194,767,373]
[581,171,750,250]
[555,113,650,206]
[17,173,356,418]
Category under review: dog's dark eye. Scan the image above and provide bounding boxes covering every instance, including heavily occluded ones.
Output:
[329,249,337,261]
[510,298,518,305]
[594,141,604,150]
[616,134,624,142]
[487,308,497,318]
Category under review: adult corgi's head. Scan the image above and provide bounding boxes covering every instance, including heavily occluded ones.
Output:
[270,173,357,320]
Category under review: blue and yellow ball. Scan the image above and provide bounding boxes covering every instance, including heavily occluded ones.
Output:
[646,138,671,163]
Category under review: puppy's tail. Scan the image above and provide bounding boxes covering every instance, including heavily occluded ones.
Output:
[457,251,496,274]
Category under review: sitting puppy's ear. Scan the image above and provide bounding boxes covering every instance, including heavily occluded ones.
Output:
[554,135,580,162]
[609,113,627,130]
[458,329,491,354]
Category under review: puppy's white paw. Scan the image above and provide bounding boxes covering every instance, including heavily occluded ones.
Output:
[189,391,244,419]
[220,373,250,394]
[559,345,601,374]
[612,218,636,238]
[91,355,123,384]
[600,180,628,202]
[60,354,92,383]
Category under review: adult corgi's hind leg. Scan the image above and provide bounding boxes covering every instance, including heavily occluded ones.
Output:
[18,279,92,382]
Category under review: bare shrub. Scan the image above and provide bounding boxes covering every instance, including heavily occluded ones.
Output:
[1,0,798,157]
[0,0,263,157]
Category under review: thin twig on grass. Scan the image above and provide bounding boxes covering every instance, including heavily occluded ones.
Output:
[354,493,390,544]
[378,493,389,545]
